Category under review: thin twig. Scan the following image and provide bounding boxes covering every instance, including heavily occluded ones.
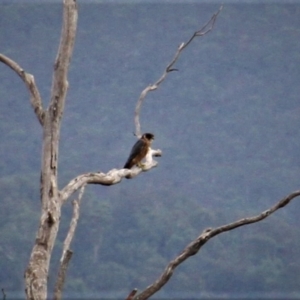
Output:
[182,4,223,51]
[134,5,223,137]
[134,190,300,300]
[53,185,85,300]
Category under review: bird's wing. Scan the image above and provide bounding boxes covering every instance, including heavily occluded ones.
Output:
[124,139,146,168]
[128,139,146,161]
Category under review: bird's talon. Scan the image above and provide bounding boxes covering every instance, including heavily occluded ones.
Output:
[139,163,147,170]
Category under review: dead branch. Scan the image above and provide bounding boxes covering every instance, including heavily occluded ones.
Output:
[60,149,162,203]
[182,4,223,51]
[134,190,300,300]
[0,53,44,125]
[134,5,223,137]
[53,250,72,300]
[49,0,78,119]
[126,288,138,300]
[53,185,85,300]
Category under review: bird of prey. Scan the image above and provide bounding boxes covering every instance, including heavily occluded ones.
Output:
[124,133,155,169]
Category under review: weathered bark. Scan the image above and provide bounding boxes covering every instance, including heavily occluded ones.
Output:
[24,1,78,299]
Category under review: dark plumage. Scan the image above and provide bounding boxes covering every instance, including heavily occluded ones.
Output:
[124,133,155,169]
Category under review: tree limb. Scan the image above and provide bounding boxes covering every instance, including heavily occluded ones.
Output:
[49,0,78,120]
[134,190,300,300]
[53,185,85,300]
[0,53,44,125]
[182,4,223,51]
[53,251,72,300]
[126,288,138,300]
[134,5,223,137]
[60,149,161,203]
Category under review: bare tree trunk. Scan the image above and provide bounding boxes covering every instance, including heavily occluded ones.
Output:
[24,112,62,300]
[24,1,78,299]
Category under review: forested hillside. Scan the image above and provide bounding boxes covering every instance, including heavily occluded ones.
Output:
[1,2,300,299]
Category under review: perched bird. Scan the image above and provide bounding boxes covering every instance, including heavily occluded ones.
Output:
[124,133,155,169]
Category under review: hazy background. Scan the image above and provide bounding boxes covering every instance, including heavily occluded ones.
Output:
[1,1,300,299]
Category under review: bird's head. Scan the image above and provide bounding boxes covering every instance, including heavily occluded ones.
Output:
[143,133,155,141]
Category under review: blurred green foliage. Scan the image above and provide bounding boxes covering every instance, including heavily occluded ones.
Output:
[1,2,300,299]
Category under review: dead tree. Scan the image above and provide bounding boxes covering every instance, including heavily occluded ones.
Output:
[1,1,299,300]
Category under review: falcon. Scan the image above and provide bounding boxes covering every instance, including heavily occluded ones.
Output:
[124,133,155,169]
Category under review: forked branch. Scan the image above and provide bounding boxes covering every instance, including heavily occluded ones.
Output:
[134,5,223,137]
[0,54,44,125]
[182,4,223,51]
[133,190,300,300]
